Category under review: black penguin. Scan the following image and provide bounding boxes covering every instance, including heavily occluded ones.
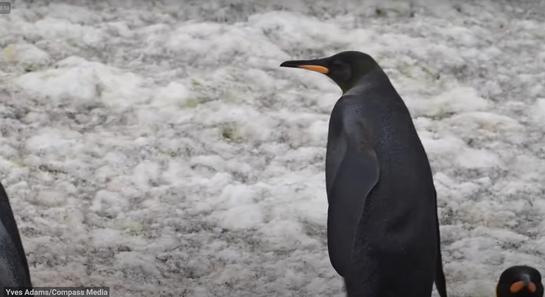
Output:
[281,51,447,297]
[0,182,31,288]
[497,266,543,297]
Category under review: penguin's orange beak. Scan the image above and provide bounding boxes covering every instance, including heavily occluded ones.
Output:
[280,60,330,74]
[510,280,537,293]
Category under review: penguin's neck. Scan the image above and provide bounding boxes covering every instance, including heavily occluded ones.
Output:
[343,67,391,97]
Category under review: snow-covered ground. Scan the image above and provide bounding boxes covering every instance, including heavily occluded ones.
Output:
[1,0,544,296]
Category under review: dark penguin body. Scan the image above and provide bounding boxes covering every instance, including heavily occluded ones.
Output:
[281,51,447,297]
[497,266,543,297]
[0,182,31,288]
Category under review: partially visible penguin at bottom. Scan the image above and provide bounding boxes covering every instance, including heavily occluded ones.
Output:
[0,182,31,291]
[497,266,543,297]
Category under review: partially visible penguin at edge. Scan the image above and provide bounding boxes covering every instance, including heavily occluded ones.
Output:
[0,182,31,291]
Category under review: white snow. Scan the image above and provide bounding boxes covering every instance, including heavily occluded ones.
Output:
[412,86,489,117]
[2,43,50,69]
[456,149,500,169]
[533,98,545,121]
[15,57,151,108]
[0,1,544,297]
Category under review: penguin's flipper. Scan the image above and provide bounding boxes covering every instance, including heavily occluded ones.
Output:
[434,189,447,297]
[0,183,31,286]
[326,103,380,277]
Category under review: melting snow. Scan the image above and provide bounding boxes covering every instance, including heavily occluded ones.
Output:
[0,1,544,296]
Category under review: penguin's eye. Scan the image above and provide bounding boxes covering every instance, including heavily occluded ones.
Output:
[330,60,351,81]
[330,60,345,70]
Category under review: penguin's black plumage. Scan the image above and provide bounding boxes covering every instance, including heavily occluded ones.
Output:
[0,182,31,287]
[497,266,543,297]
[281,51,447,297]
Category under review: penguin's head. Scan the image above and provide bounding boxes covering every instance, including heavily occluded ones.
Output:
[497,266,543,297]
[280,51,379,93]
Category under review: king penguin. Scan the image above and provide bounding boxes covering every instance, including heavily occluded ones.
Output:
[497,266,543,297]
[0,182,31,288]
[281,51,447,297]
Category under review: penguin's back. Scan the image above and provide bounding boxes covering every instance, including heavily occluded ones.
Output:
[338,82,438,297]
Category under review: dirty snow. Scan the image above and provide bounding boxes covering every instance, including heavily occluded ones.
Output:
[0,1,544,296]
